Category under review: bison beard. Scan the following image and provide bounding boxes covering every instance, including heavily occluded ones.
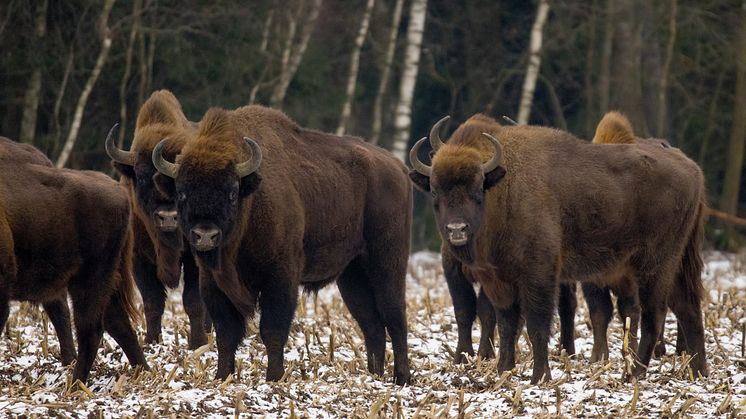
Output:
[410,114,707,384]
[153,105,412,384]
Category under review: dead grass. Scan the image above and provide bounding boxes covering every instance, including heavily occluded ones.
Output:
[0,251,744,417]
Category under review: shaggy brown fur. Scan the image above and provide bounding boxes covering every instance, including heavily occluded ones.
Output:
[0,158,147,384]
[110,90,209,349]
[155,105,412,384]
[410,114,707,384]
[592,111,636,144]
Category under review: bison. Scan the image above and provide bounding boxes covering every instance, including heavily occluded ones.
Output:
[106,90,210,349]
[151,106,412,384]
[0,155,148,383]
[409,114,707,383]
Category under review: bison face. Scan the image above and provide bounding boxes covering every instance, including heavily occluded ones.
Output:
[152,138,263,271]
[106,124,183,250]
[409,117,505,263]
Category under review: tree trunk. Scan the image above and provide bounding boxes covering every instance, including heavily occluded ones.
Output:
[118,0,143,148]
[584,0,598,138]
[269,0,323,108]
[18,0,48,144]
[598,0,615,114]
[370,0,404,145]
[656,0,677,138]
[720,0,746,217]
[51,47,74,155]
[391,0,428,162]
[613,0,648,136]
[336,0,376,136]
[249,9,275,105]
[516,0,550,125]
[55,0,116,168]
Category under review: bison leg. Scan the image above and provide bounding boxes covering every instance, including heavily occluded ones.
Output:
[103,294,148,369]
[443,255,477,363]
[181,254,208,349]
[258,282,297,382]
[68,284,106,384]
[0,290,8,337]
[133,255,166,345]
[667,284,707,378]
[476,288,496,359]
[495,299,521,373]
[201,278,246,381]
[558,283,577,356]
[631,282,668,380]
[615,289,640,355]
[42,297,76,365]
[581,283,612,362]
[522,286,555,384]
[337,262,386,378]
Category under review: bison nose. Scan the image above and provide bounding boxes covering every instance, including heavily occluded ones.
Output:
[155,209,178,232]
[445,222,469,246]
[190,226,221,252]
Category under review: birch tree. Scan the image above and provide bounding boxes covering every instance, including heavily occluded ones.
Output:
[370,0,404,145]
[269,0,323,108]
[391,0,428,162]
[516,0,550,125]
[336,0,376,136]
[18,0,47,144]
[56,0,115,168]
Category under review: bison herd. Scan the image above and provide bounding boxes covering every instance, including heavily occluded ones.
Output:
[0,89,708,389]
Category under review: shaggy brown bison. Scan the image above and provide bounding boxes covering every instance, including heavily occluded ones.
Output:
[107,90,209,349]
[0,138,76,366]
[409,114,707,383]
[0,159,148,383]
[152,106,412,384]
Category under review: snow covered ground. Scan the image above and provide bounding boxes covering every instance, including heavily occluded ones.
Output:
[0,251,744,417]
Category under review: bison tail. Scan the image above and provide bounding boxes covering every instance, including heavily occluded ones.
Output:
[114,224,142,325]
[592,111,636,144]
[678,198,706,305]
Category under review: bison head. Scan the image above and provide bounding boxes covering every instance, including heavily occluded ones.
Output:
[409,116,505,263]
[106,124,183,250]
[151,137,262,270]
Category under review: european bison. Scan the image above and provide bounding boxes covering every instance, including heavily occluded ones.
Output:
[409,114,707,383]
[0,157,148,383]
[107,90,210,349]
[152,106,412,384]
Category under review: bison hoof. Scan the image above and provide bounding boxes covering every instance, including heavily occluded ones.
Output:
[653,343,666,359]
[530,369,552,385]
[477,347,495,360]
[266,367,284,382]
[394,370,411,386]
[589,349,609,363]
[454,348,474,364]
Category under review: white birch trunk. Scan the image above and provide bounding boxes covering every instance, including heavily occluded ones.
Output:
[516,0,550,125]
[336,0,376,136]
[391,0,428,162]
[370,0,404,145]
[55,0,115,168]
[19,0,48,144]
[270,0,323,108]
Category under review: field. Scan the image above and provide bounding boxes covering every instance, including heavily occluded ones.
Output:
[1,251,745,418]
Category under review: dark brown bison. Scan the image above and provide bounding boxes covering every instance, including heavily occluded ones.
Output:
[106,90,209,349]
[0,138,76,366]
[152,106,412,384]
[409,114,707,383]
[0,158,148,383]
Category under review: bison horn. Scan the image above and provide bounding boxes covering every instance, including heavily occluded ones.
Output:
[409,137,432,177]
[152,139,180,178]
[429,116,450,151]
[105,123,134,165]
[235,137,262,178]
[481,133,503,173]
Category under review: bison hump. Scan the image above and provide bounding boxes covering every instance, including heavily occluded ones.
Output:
[592,111,635,144]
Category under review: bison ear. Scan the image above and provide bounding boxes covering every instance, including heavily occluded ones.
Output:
[112,162,135,179]
[239,173,262,198]
[408,170,431,192]
[483,166,506,190]
[153,172,176,199]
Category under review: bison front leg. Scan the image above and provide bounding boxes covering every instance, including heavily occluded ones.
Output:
[42,297,76,365]
[443,253,477,363]
[181,253,209,349]
[201,278,246,381]
[133,254,166,345]
[615,288,640,355]
[581,283,613,362]
[258,281,298,382]
[495,299,521,373]
[522,280,555,384]
[558,283,577,356]
[476,288,496,359]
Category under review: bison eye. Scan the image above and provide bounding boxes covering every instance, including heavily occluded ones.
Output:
[178,192,187,202]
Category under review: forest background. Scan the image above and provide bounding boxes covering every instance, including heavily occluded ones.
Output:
[1,0,745,250]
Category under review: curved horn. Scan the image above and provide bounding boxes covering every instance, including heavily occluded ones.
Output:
[105,123,134,165]
[480,133,503,174]
[151,139,180,178]
[429,116,450,151]
[409,137,432,177]
[235,137,263,178]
